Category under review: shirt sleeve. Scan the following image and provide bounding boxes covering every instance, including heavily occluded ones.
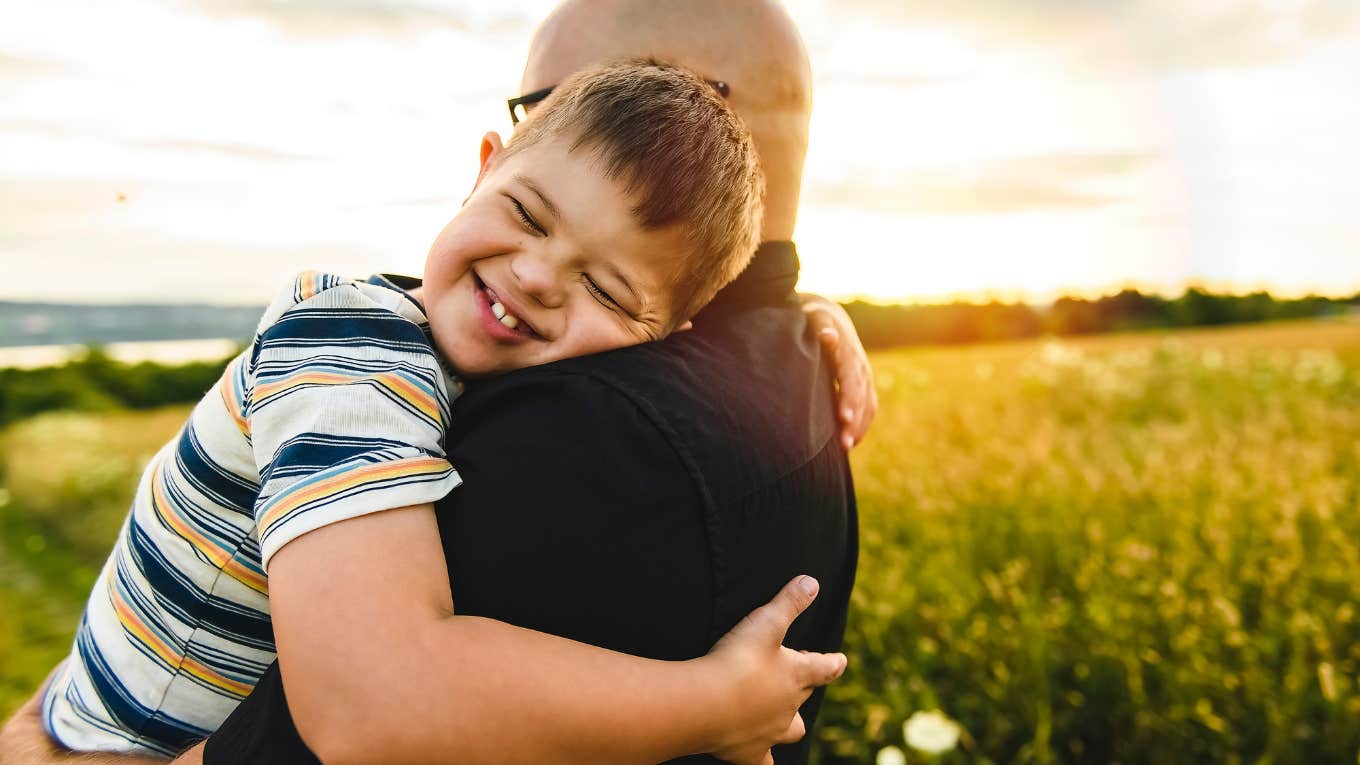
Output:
[245,271,462,570]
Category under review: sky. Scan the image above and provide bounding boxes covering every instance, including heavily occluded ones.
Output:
[1,0,1358,305]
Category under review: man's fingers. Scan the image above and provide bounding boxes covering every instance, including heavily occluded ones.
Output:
[847,378,872,447]
[775,713,807,745]
[840,360,878,449]
[754,575,820,639]
[797,650,848,688]
[832,343,873,449]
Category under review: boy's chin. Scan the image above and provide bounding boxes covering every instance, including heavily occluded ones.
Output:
[442,340,533,379]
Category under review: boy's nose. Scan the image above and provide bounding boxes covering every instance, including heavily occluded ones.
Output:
[509,249,567,310]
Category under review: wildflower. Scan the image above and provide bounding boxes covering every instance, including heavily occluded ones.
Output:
[876,745,907,765]
[904,710,962,754]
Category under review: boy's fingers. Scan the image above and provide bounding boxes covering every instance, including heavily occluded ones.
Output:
[775,713,807,744]
[755,576,819,639]
[798,650,848,688]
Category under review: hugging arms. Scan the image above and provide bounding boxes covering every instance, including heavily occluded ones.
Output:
[1,2,873,763]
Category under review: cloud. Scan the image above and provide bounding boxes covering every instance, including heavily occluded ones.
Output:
[133,138,316,163]
[0,50,71,81]
[817,68,965,90]
[0,119,316,163]
[808,151,1156,216]
[835,0,1360,72]
[0,176,391,303]
[178,0,532,40]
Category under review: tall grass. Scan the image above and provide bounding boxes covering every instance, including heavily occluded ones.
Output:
[1,320,1357,763]
[818,320,1360,764]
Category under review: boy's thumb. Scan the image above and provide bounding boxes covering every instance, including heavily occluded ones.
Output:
[757,576,819,639]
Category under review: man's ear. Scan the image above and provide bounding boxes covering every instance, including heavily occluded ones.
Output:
[674,320,694,332]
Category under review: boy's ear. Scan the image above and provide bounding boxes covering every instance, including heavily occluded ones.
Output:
[463,132,505,205]
[476,132,505,184]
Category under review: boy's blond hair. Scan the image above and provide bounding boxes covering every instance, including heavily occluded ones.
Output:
[503,58,765,326]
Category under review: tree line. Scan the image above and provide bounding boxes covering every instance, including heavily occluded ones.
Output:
[1,288,1356,426]
[843,287,1359,350]
[0,348,233,428]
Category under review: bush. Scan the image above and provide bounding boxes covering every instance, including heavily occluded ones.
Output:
[0,348,234,428]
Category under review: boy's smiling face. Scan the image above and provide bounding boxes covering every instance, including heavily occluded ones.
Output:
[420,133,688,377]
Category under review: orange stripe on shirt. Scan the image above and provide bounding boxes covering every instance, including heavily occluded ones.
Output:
[150,458,268,595]
[254,371,438,422]
[107,578,253,698]
[257,456,450,535]
[217,357,249,438]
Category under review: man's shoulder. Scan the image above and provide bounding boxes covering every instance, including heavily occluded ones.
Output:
[452,300,838,502]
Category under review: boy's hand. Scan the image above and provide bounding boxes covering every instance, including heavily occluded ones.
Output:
[701,576,847,765]
[799,293,877,450]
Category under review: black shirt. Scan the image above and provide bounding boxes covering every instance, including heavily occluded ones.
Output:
[204,241,858,765]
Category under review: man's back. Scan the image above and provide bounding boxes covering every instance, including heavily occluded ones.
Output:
[440,242,857,763]
[203,243,857,764]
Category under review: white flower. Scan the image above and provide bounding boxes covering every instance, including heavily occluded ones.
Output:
[876,745,907,765]
[904,710,961,754]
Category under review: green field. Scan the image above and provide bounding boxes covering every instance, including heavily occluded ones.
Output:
[2,320,1358,763]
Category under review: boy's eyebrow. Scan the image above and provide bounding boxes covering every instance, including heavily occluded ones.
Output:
[514,173,560,221]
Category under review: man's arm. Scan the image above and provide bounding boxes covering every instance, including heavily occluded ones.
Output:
[799,293,877,449]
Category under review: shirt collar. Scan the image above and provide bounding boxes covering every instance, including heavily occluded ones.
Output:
[696,240,800,319]
[368,272,426,313]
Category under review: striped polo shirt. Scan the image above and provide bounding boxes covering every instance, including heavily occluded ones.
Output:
[42,271,462,756]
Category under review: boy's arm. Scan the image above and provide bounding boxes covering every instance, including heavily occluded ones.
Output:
[267,501,841,765]
[0,685,170,765]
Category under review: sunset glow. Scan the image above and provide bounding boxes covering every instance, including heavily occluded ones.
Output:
[2,0,1358,305]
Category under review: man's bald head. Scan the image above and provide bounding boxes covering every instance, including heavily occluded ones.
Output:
[523,0,812,242]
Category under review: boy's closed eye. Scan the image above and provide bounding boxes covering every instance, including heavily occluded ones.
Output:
[509,196,546,236]
[505,194,624,312]
[582,274,623,312]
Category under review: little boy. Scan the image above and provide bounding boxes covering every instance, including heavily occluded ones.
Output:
[41,58,772,756]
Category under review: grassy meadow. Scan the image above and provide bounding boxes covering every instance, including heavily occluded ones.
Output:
[1,319,1358,763]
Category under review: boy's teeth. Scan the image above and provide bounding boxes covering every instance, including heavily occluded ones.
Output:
[490,300,520,330]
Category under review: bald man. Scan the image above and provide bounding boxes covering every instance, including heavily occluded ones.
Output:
[0,2,866,764]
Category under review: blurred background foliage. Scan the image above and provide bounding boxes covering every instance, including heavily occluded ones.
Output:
[842,288,1359,350]
[818,319,1360,764]
[0,348,234,428]
[1,318,1358,763]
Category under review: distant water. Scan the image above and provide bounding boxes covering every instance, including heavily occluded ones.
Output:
[0,302,262,349]
[0,338,241,369]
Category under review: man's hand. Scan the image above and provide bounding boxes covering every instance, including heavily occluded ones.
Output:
[701,576,848,765]
[0,670,168,765]
[800,293,877,449]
